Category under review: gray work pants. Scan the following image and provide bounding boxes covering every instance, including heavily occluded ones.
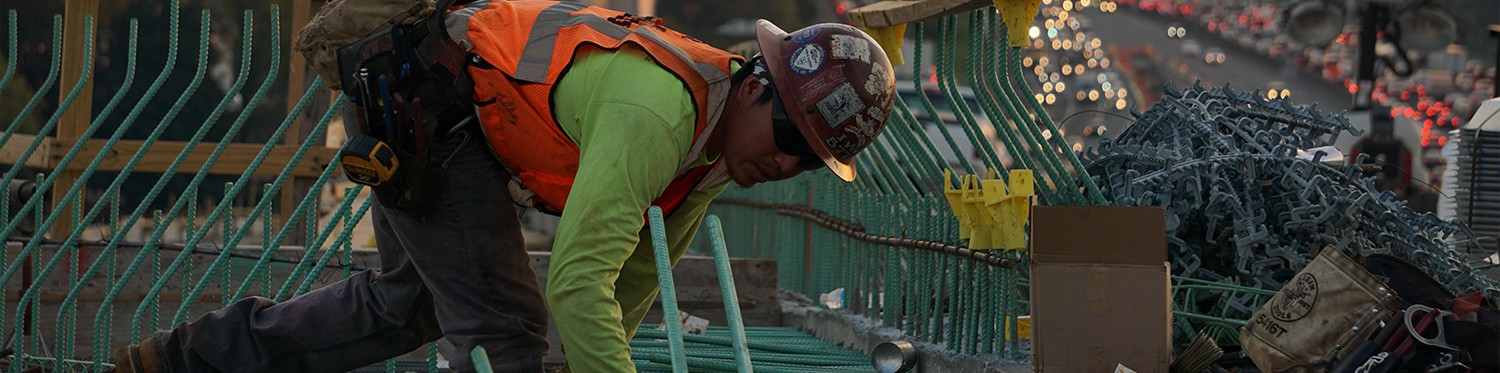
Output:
[148,118,549,373]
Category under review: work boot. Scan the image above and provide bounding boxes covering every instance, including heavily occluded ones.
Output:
[107,338,161,373]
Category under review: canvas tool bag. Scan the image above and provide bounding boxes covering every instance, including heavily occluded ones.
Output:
[1240,246,1404,372]
[294,0,437,91]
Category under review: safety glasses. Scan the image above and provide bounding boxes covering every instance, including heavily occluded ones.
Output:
[766,83,825,171]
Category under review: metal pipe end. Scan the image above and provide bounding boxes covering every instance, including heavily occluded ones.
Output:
[872,340,918,373]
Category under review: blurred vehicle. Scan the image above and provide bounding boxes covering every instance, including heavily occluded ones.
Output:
[1082,116,1110,139]
[1167,22,1186,38]
[1181,39,1202,57]
[1255,38,1273,55]
[1236,33,1255,49]
[1074,74,1101,102]
[1266,81,1291,100]
[1074,73,1110,102]
[1204,48,1226,65]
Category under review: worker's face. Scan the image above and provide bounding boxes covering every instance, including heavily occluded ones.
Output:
[723,79,824,187]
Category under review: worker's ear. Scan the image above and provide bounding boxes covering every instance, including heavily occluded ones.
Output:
[737,75,767,99]
[729,77,769,111]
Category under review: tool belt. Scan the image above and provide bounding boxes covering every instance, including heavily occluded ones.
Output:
[1241,245,1500,373]
[335,0,473,216]
[1241,246,1405,372]
[1328,254,1500,373]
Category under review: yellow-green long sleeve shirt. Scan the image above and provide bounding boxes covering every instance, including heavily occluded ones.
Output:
[545,43,734,372]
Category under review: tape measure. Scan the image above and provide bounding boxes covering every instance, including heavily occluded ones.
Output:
[340,135,401,187]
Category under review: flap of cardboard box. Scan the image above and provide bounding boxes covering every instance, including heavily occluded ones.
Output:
[1030,206,1166,266]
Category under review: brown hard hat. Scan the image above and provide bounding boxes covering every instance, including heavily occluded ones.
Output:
[755,20,896,182]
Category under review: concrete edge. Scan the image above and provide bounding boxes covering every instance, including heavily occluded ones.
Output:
[777,291,1031,373]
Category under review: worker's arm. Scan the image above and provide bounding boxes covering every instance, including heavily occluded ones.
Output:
[546,44,699,372]
[615,182,728,342]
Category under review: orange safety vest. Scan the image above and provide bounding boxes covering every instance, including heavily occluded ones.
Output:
[463,0,742,216]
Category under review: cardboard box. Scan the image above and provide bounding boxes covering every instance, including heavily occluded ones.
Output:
[1030,207,1171,373]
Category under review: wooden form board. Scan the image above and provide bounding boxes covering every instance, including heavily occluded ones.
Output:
[0,134,338,178]
[848,0,994,28]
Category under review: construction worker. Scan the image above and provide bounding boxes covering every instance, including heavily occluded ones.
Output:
[110,0,894,372]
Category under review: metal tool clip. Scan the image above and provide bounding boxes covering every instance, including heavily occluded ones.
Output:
[1404,304,1457,351]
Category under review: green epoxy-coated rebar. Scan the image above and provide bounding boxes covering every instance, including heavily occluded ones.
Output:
[71,2,199,361]
[977,13,1074,204]
[633,330,844,356]
[882,243,897,328]
[935,16,1005,173]
[2,15,61,150]
[910,22,977,177]
[1,17,80,228]
[631,346,868,365]
[705,216,752,372]
[230,128,345,301]
[888,98,952,185]
[221,183,234,308]
[427,342,438,373]
[268,149,349,299]
[1009,270,1023,357]
[646,206,688,372]
[939,256,954,347]
[71,6,213,357]
[471,346,493,373]
[261,185,273,296]
[155,6,291,322]
[994,20,1086,205]
[0,15,97,356]
[1,11,16,93]
[182,80,345,304]
[877,108,939,188]
[128,9,263,339]
[290,193,372,297]
[42,17,140,361]
[180,187,198,326]
[62,8,191,359]
[998,28,1106,205]
[853,150,890,195]
[342,215,356,279]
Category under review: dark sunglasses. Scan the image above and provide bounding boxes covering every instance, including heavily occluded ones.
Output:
[767,85,825,171]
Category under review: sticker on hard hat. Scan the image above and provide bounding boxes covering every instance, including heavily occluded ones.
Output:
[830,34,870,63]
[847,106,887,144]
[865,63,890,99]
[816,83,865,129]
[850,113,881,142]
[789,44,825,76]
[864,106,889,125]
[824,133,859,158]
[798,69,843,100]
[791,27,821,44]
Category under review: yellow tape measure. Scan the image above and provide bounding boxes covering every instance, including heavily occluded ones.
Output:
[340,135,400,187]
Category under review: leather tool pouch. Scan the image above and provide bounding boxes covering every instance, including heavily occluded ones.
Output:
[335,0,473,217]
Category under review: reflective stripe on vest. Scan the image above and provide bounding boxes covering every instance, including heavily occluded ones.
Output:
[515,1,587,82]
[463,1,743,215]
